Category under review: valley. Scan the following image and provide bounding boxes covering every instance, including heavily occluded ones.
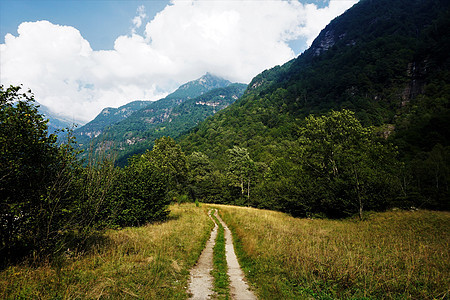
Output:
[1,0,449,298]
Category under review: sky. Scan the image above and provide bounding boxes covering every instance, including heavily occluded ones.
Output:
[0,0,359,124]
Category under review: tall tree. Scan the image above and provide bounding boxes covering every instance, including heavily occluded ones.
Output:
[226,146,255,203]
[141,136,188,200]
[0,86,84,258]
[293,110,400,218]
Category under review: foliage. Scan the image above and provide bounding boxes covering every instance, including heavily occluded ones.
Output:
[187,152,217,201]
[0,85,82,261]
[98,137,189,227]
[143,136,188,198]
[180,0,450,213]
[226,146,255,202]
[291,110,399,218]
[107,158,169,227]
[0,85,175,265]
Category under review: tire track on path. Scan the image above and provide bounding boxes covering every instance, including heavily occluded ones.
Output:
[188,210,217,299]
[213,210,256,300]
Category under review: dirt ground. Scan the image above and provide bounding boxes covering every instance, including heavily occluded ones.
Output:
[188,209,256,300]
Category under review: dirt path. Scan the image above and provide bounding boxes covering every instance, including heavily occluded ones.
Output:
[188,210,218,299]
[188,209,256,299]
[214,210,257,300]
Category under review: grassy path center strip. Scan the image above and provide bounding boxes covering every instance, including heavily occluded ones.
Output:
[211,210,230,299]
[214,210,257,300]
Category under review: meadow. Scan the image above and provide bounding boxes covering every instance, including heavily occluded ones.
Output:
[1,203,448,299]
[215,205,450,299]
[0,204,213,299]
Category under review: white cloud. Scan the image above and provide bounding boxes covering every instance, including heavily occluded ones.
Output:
[300,0,359,46]
[132,5,147,34]
[0,0,358,123]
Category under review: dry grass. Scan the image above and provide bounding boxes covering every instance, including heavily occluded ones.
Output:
[213,205,450,299]
[0,203,213,299]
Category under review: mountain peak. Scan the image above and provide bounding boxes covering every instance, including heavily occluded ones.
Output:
[195,72,231,86]
[169,73,233,99]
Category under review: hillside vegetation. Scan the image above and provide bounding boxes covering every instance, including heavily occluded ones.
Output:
[1,0,449,297]
[215,205,450,299]
[180,0,450,215]
[75,74,246,166]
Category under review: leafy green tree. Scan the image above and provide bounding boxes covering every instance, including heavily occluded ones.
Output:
[0,85,83,259]
[108,155,169,227]
[293,110,400,218]
[141,136,188,201]
[187,152,213,200]
[407,144,450,209]
[226,146,256,203]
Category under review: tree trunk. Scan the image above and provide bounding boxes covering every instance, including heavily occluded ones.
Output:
[353,165,363,220]
[247,178,250,202]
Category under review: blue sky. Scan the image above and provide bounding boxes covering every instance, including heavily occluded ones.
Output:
[1,0,170,50]
[0,0,359,123]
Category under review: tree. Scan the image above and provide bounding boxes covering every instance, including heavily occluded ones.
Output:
[108,155,170,227]
[292,110,400,218]
[187,152,213,201]
[141,136,188,201]
[226,146,255,203]
[0,85,84,259]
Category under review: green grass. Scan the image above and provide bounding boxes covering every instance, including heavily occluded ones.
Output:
[213,205,450,299]
[2,203,448,299]
[210,211,230,299]
[0,203,213,299]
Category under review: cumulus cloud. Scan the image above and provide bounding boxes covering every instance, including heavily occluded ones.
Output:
[0,0,358,123]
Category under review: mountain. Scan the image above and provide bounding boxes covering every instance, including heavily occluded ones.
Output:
[74,100,151,145]
[77,73,246,165]
[182,0,449,157]
[104,73,234,136]
[113,83,246,166]
[179,0,450,208]
[37,103,80,138]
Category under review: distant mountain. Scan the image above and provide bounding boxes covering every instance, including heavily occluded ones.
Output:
[37,103,80,137]
[113,83,246,166]
[74,100,151,145]
[77,73,246,165]
[105,73,234,136]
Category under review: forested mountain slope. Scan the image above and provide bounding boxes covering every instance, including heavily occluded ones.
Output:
[180,0,450,213]
[74,100,151,146]
[78,73,246,165]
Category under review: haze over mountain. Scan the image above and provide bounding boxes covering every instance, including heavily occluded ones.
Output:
[36,103,80,134]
